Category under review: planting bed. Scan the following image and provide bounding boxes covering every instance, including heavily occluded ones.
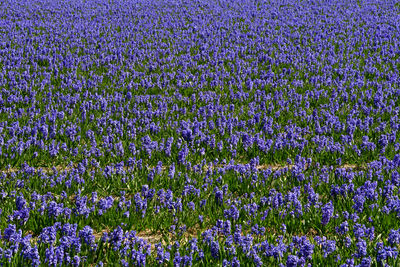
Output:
[1,0,400,266]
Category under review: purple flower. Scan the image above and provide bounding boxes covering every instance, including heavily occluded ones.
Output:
[224,205,239,221]
[321,201,334,226]
[73,255,80,267]
[16,195,27,210]
[389,229,400,245]
[359,257,371,267]
[376,244,398,262]
[79,226,95,246]
[298,239,314,260]
[223,220,231,236]
[173,252,182,266]
[286,255,300,267]
[187,201,195,211]
[355,239,367,258]
[231,257,240,267]
[178,144,189,165]
[336,221,349,235]
[211,241,220,259]
[215,189,223,205]
[352,195,365,213]
[321,239,336,258]
[182,128,194,142]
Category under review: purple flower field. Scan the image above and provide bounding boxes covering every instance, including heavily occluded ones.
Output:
[1,0,400,266]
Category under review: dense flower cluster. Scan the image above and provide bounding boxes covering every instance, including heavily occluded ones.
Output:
[1,0,400,265]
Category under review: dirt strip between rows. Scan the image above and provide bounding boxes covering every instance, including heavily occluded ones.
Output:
[0,162,367,175]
